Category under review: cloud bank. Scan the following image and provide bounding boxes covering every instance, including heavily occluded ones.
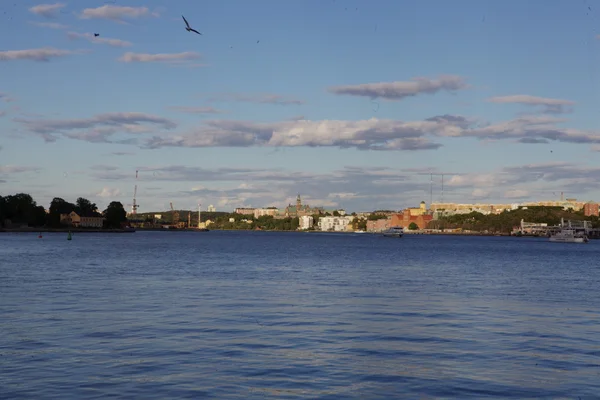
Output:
[79,5,157,22]
[29,3,65,18]
[488,95,575,114]
[67,32,132,48]
[17,112,177,143]
[0,47,75,62]
[328,75,468,100]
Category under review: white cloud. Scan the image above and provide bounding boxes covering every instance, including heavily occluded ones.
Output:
[0,47,75,62]
[17,112,177,143]
[79,5,157,23]
[208,93,305,105]
[168,106,224,114]
[144,117,449,151]
[504,189,530,199]
[0,165,41,174]
[67,32,132,48]
[29,3,65,18]
[96,187,121,198]
[118,52,202,66]
[328,75,468,100]
[488,95,575,114]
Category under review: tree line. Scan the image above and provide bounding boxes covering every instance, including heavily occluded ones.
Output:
[0,193,128,229]
[428,206,600,234]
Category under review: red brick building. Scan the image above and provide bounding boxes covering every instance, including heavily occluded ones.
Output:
[390,212,433,230]
[584,202,599,217]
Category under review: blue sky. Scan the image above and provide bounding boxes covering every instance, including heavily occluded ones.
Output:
[1,0,599,213]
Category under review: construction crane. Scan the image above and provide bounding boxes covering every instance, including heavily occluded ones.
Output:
[131,170,139,215]
[170,202,179,227]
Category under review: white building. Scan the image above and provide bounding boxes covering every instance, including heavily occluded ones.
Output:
[299,215,314,230]
[254,207,279,219]
[207,205,216,212]
[318,216,354,232]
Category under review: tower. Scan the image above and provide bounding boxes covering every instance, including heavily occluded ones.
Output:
[296,194,301,210]
[131,169,139,215]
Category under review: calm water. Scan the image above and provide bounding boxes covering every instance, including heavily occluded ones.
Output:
[1,231,599,399]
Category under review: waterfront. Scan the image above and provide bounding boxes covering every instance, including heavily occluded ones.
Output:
[1,231,599,398]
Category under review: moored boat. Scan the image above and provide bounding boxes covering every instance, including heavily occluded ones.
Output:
[382,226,404,238]
[549,228,588,243]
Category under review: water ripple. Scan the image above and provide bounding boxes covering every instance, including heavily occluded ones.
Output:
[1,232,599,398]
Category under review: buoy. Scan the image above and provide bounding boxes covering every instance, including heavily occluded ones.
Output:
[67,231,72,241]
[38,232,42,239]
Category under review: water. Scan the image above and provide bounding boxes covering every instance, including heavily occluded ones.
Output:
[1,231,599,399]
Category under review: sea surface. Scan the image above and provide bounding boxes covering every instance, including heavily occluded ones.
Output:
[1,231,599,399]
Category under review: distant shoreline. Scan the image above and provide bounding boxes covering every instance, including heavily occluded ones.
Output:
[0,228,564,238]
[0,228,135,233]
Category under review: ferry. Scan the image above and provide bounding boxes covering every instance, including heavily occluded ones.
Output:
[549,228,589,243]
[382,226,404,238]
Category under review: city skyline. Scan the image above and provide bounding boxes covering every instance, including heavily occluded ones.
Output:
[1,0,600,212]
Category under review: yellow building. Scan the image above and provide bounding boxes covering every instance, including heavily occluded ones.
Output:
[405,201,427,216]
[60,211,104,228]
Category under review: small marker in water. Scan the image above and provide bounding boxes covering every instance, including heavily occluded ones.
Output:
[38,233,42,238]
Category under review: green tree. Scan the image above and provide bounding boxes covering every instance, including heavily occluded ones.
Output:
[333,210,340,216]
[103,201,127,228]
[408,222,419,230]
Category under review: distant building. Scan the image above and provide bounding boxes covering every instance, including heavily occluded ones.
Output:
[283,194,323,218]
[60,211,104,228]
[366,218,390,232]
[254,207,279,219]
[584,202,599,217]
[318,216,353,232]
[207,205,216,212]
[404,201,427,216]
[235,207,255,215]
[299,215,314,230]
[390,211,433,230]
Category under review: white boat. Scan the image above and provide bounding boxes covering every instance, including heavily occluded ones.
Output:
[382,226,404,238]
[549,228,589,243]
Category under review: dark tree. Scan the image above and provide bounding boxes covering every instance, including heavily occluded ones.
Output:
[76,197,99,216]
[47,197,76,227]
[408,222,419,230]
[0,193,46,227]
[0,196,6,227]
[103,201,127,228]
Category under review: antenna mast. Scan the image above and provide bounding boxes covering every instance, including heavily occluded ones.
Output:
[441,173,444,203]
[430,173,434,206]
[197,203,202,229]
[132,170,139,215]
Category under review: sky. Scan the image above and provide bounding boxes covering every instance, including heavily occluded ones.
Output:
[1,0,600,213]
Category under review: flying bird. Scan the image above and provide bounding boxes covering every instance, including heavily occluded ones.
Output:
[94,33,99,37]
[182,15,201,35]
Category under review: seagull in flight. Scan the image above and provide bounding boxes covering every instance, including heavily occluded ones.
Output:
[182,15,201,35]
